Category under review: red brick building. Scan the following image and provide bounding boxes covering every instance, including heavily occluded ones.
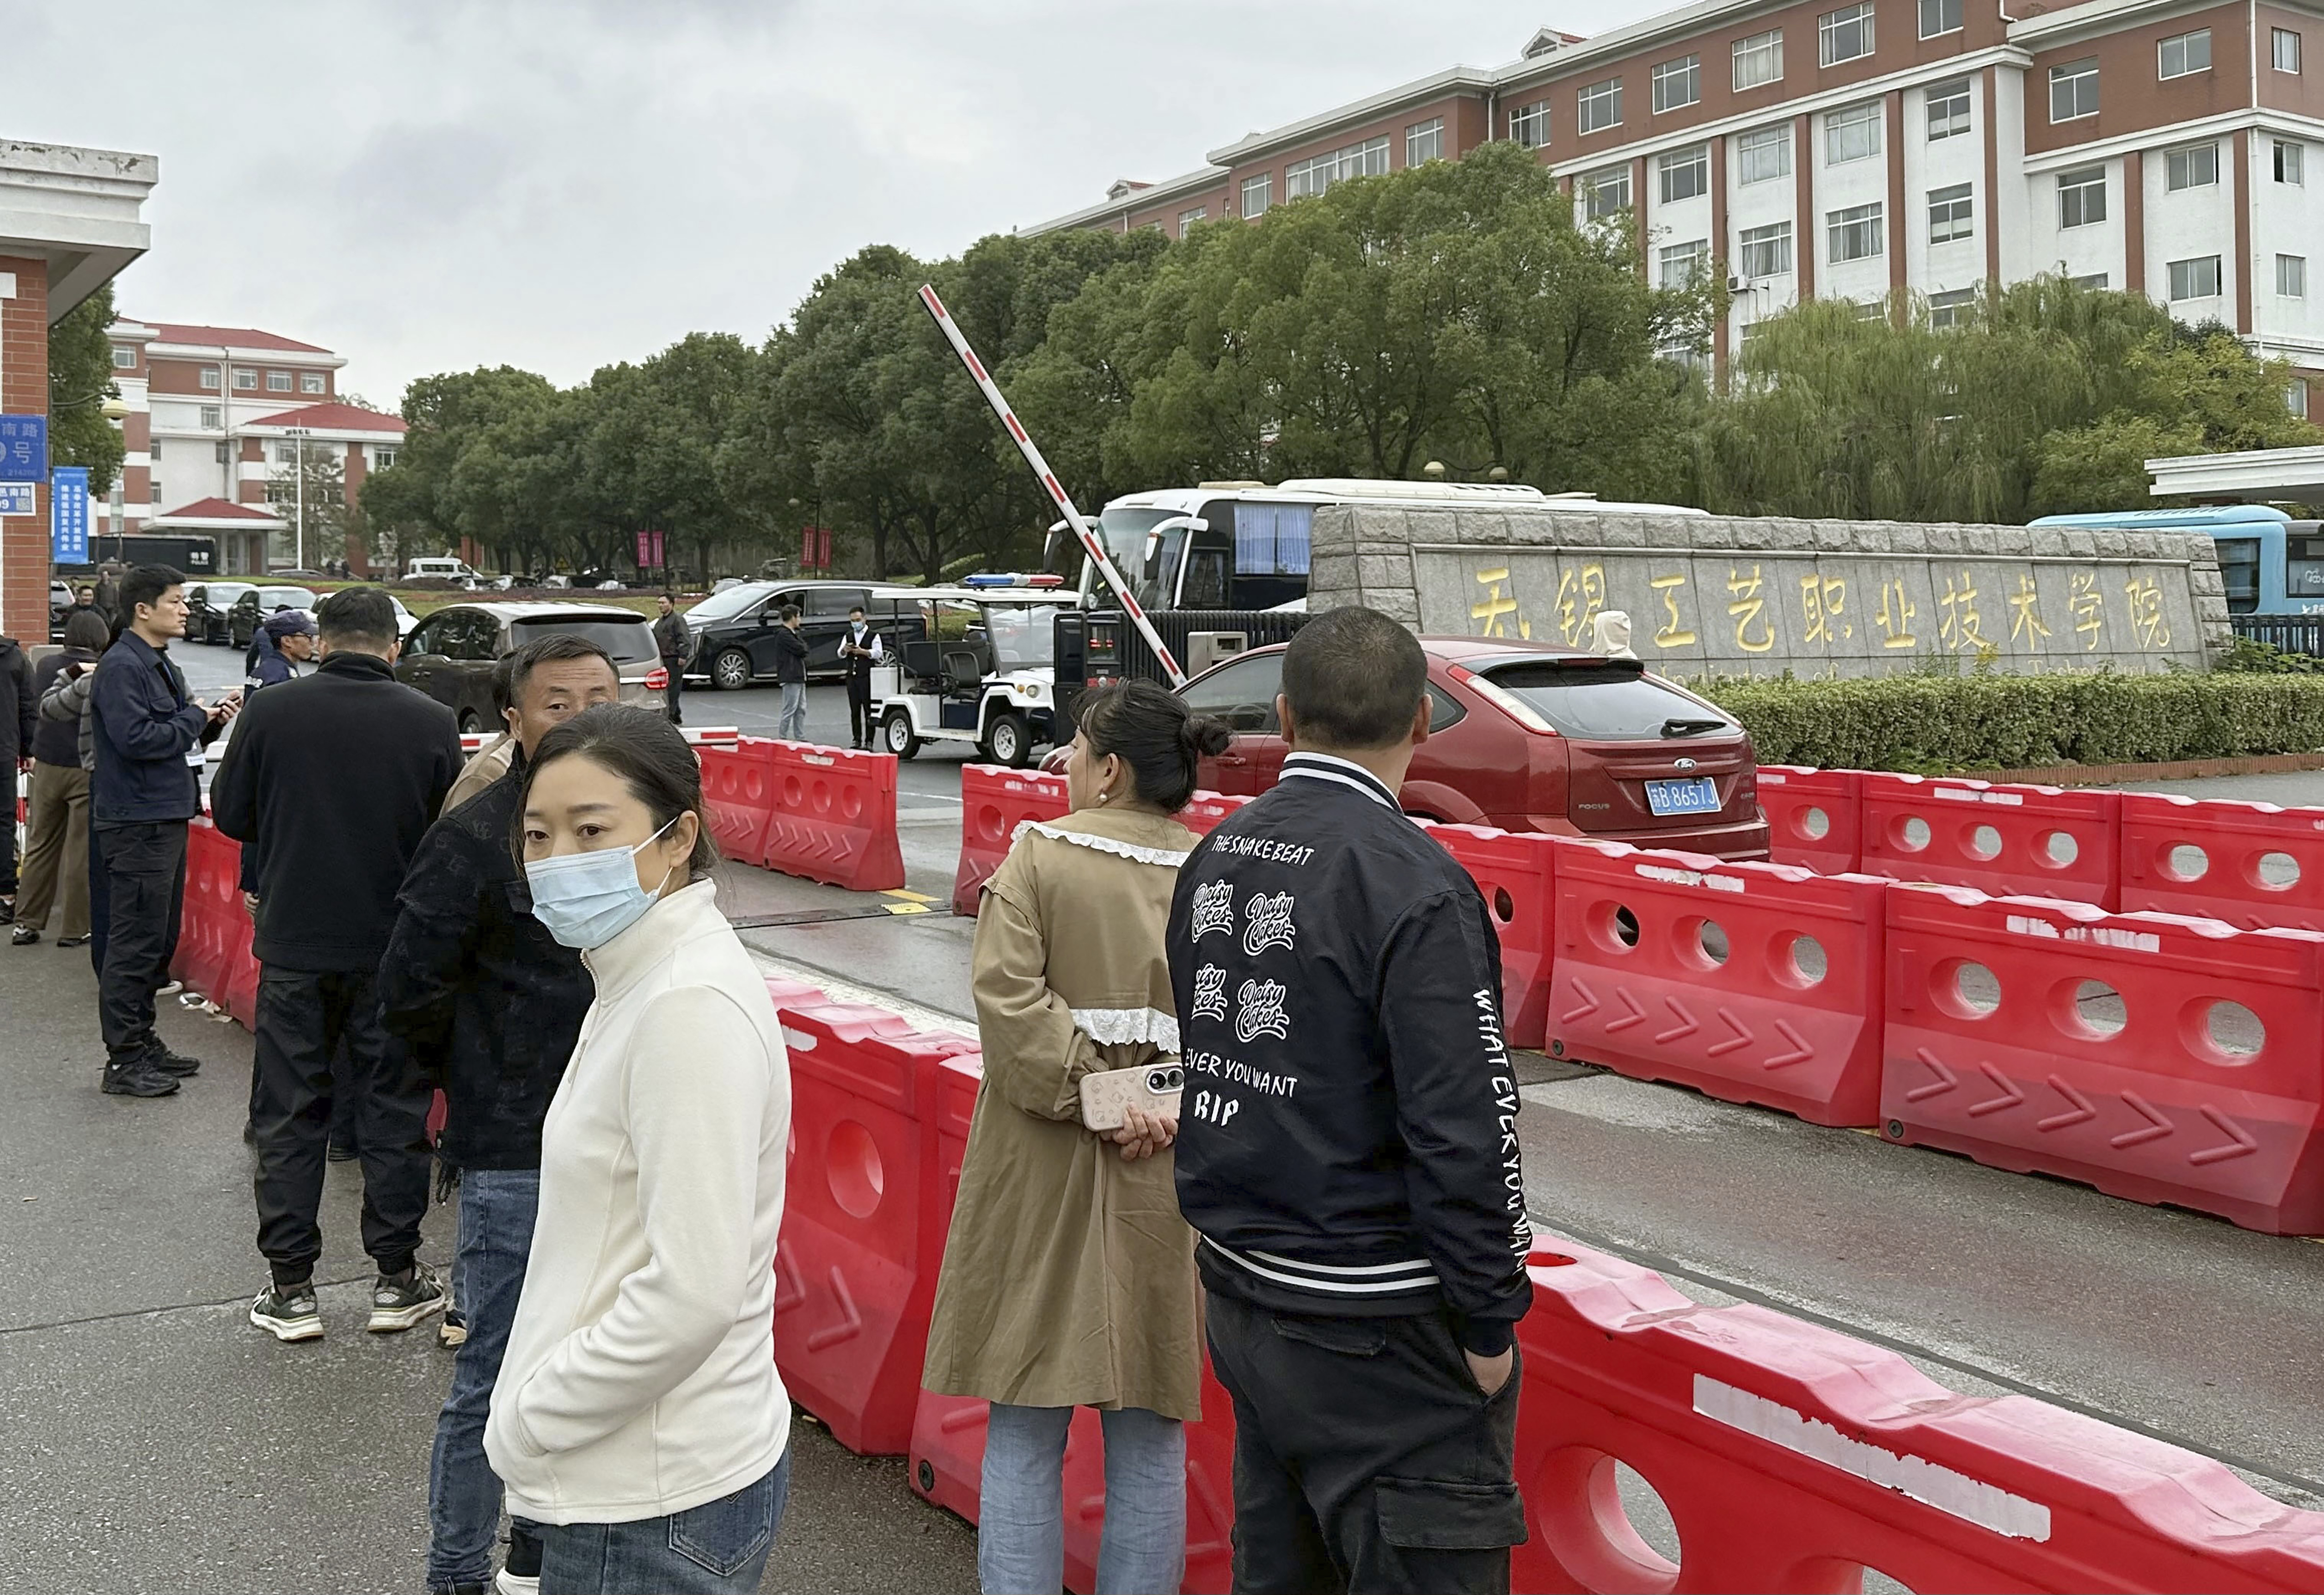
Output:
[0,138,158,645]
[104,322,405,574]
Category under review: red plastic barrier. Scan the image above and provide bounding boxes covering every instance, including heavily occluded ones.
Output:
[1429,825,1558,1051]
[775,1001,976,1454]
[1511,1241,2324,1593]
[1175,789,1251,840]
[1860,774,2122,907]
[1883,886,2324,1234]
[172,817,259,1028]
[762,974,827,1015]
[699,740,779,866]
[1548,840,1888,1127]
[1757,766,1864,874]
[756,740,905,892]
[2119,793,2324,932]
[953,765,1069,914]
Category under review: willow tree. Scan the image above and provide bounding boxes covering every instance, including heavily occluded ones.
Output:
[1694,275,2319,521]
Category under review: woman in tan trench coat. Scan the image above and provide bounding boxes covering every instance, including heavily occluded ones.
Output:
[923,679,1232,1595]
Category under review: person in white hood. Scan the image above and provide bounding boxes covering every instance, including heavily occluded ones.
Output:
[483,704,792,1595]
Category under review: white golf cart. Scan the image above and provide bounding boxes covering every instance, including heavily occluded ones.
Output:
[868,579,1070,768]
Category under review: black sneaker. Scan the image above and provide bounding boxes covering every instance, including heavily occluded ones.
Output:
[368,1263,447,1333]
[144,1043,202,1077]
[438,1306,469,1349]
[101,1060,181,1098]
[250,1282,323,1342]
[11,925,38,945]
[497,1525,543,1594]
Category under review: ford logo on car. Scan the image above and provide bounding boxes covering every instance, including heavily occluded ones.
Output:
[1673,757,1698,771]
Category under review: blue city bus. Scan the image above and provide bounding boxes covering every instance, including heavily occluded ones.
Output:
[2028,505,2324,617]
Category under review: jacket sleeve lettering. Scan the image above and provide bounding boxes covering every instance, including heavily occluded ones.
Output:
[1377,889,1535,1354]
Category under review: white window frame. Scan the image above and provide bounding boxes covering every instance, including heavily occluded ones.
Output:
[1829,201,1885,263]
[1826,101,1882,165]
[2158,29,2212,79]
[1242,173,1273,218]
[1820,3,1876,66]
[2167,254,2222,301]
[377,448,398,471]
[2278,140,2307,185]
[1732,28,1784,89]
[1920,0,1962,39]
[2272,26,2301,73]
[1926,78,1971,139]
[1509,100,1550,148]
[276,441,301,465]
[1178,206,1208,229]
[1659,145,1710,204]
[1406,117,1444,165]
[266,370,293,392]
[1285,136,1390,199]
[2057,165,2107,228]
[2280,254,2309,298]
[300,372,325,394]
[2072,271,2110,289]
[1578,78,1623,134]
[2050,59,2099,123]
[111,345,136,369]
[199,368,221,391]
[1928,183,1974,245]
[232,367,257,390]
[1582,165,1632,219]
[1659,238,1711,289]
[199,404,222,429]
[1652,55,1701,113]
[1738,126,1792,184]
[2165,142,2218,191]
[1928,287,1976,327]
[1739,220,1794,279]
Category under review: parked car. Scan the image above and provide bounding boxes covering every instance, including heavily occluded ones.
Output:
[685,580,930,689]
[406,556,481,585]
[393,602,665,730]
[1169,636,1770,858]
[181,581,257,645]
[228,585,319,650]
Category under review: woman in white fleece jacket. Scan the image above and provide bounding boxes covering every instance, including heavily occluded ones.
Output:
[483,705,792,1595]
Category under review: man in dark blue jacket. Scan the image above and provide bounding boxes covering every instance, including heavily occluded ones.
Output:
[378,632,617,1595]
[1169,606,1534,1595]
[89,565,238,1098]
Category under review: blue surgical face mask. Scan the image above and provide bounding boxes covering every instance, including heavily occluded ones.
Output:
[524,817,678,950]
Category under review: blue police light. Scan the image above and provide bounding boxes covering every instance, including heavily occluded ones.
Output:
[963,572,1066,589]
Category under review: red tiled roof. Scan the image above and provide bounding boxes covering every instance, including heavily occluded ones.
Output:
[155,497,283,522]
[244,402,406,435]
[130,321,334,355]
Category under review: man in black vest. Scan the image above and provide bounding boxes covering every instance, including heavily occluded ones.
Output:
[839,602,884,749]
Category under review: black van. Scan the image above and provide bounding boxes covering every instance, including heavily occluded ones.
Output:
[683,580,928,689]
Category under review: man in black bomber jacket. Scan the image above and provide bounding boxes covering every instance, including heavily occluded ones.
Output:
[1169,606,1534,1595]
[376,631,619,1595]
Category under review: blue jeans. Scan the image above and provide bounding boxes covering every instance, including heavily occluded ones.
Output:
[776,682,807,742]
[979,1404,1185,1595]
[427,1168,541,1589]
[538,1454,790,1595]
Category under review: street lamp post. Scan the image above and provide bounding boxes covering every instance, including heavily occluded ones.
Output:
[284,426,311,571]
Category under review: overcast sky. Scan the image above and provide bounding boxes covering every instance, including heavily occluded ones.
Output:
[15,0,1658,407]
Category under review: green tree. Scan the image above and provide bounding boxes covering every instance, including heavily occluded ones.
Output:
[49,280,127,494]
[1695,277,2319,521]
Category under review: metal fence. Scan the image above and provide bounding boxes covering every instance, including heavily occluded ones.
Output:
[1117,608,1313,684]
[2231,615,2324,655]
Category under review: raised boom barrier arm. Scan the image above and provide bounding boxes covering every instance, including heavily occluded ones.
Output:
[915,282,1186,687]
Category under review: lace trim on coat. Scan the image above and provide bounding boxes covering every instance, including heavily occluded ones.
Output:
[1012,820,1191,869]
[1070,1006,1182,1052]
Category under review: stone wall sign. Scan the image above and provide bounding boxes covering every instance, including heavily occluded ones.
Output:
[1308,507,2229,678]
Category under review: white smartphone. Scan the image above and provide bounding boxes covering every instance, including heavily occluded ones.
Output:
[1078,1062,1185,1133]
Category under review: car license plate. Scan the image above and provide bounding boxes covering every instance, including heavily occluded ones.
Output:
[1644,776,1720,817]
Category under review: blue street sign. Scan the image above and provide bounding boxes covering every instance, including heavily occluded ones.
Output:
[52,465,90,563]
[0,414,48,482]
[0,483,32,516]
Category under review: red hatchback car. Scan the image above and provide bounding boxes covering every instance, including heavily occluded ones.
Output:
[1172,636,1770,859]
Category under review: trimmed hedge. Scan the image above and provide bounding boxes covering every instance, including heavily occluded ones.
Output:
[1698,668,2324,773]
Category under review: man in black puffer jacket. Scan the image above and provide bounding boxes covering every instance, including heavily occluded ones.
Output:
[0,629,36,918]
[211,586,462,1345]
[376,631,619,1595]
